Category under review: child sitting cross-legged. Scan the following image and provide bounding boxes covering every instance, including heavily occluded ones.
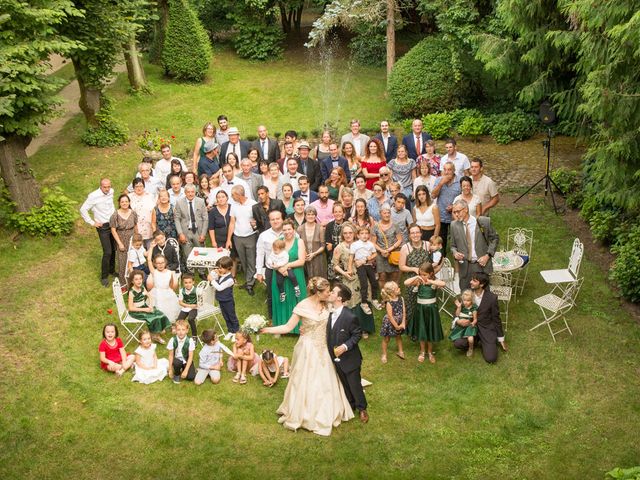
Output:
[167,319,196,384]
[228,330,260,385]
[195,329,224,385]
[99,323,135,376]
[258,349,290,387]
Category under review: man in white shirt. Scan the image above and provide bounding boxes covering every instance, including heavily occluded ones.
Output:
[217,163,252,202]
[227,185,258,295]
[168,175,185,206]
[470,158,500,215]
[442,138,470,180]
[252,125,280,163]
[128,162,163,197]
[255,210,285,318]
[154,144,187,183]
[280,158,301,195]
[80,178,116,287]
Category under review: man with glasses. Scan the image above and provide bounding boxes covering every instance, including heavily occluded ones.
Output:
[127,162,163,197]
[450,199,499,290]
[431,161,461,253]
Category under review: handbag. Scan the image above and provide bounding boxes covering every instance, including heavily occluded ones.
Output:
[379,225,400,265]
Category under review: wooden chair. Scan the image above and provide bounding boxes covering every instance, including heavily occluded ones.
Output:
[196,281,228,340]
[112,278,146,347]
[507,227,533,297]
[540,238,583,294]
[490,272,513,332]
[531,277,584,342]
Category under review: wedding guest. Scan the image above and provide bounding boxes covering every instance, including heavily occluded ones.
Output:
[441,138,470,179]
[388,144,416,201]
[288,198,306,228]
[360,138,387,190]
[110,194,138,284]
[454,176,482,217]
[128,162,163,197]
[309,185,335,226]
[325,202,347,278]
[470,158,500,215]
[413,185,440,242]
[292,176,318,205]
[129,177,156,248]
[372,203,403,287]
[342,141,361,183]
[81,178,116,286]
[227,185,257,295]
[325,167,348,201]
[155,144,187,182]
[367,181,389,222]
[281,183,295,216]
[298,206,327,279]
[390,193,413,243]
[165,159,185,189]
[168,175,185,206]
[399,224,432,328]
[197,141,221,178]
[197,174,212,207]
[297,141,322,192]
[208,256,240,335]
[192,121,217,173]
[352,198,374,230]
[413,158,437,200]
[416,139,441,177]
[99,323,135,376]
[313,130,333,161]
[252,185,286,234]
[255,210,286,318]
[238,157,263,200]
[338,187,354,220]
[264,162,284,200]
[431,161,461,253]
[208,190,232,251]
[225,152,242,177]
[353,175,373,201]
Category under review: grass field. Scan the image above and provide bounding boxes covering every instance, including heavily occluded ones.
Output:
[1,47,639,479]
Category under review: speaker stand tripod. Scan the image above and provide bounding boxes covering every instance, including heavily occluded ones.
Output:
[514,128,564,214]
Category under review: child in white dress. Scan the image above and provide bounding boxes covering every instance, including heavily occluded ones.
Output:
[146,252,181,323]
[132,330,169,384]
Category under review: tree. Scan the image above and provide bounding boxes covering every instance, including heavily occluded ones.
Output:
[278,0,305,34]
[0,0,81,212]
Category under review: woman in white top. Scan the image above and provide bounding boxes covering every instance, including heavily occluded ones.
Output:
[412,185,440,242]
[453,175,482,217]
[413,160,437,201]
[263,162,283,199]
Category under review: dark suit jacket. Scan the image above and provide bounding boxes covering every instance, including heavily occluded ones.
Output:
[402,132,433,159]
[450,216,499,278]
[375,133,399,162]
[476,289,503,337]
[297,157,322,192]
[251,137,280,164]
[277,155,301,174]
[320,156,351,182]
[219,140,251,164]
[293,189,319,203]
[251,199,286,233]
[327,307,362,373]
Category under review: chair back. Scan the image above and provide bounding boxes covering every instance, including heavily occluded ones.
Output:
[112,278,128,322]
[439,258,456,294]
[562,277,584,307]
[166,237,181,274]
[490,272,513,302]
[196,280,217,319]
[507,227,533,256]
[567,238,584,278]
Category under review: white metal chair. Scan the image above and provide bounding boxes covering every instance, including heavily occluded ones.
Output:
[507,227,533,297]
[112,278,146,347]
[196,280,227,340]
[437,258,457,318]
[166,237,182,276]
[490,272,513,332]
[531,277,584,341]
[540,238,583,294]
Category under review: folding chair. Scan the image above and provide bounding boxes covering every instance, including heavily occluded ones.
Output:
[437,258,457,318]
[540,238,583,294]
[166,237,182,276]
[112,278,146,347]
[196,281,228,340]
[531,277,584,342]
[490,272,513,332]
[507,227,533,297]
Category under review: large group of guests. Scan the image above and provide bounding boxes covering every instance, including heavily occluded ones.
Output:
[88,115,509,398]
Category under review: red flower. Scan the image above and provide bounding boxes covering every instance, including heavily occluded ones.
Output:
[171,135,175,139]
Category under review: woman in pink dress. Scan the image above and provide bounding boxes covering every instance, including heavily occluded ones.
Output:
[360,138,387,190]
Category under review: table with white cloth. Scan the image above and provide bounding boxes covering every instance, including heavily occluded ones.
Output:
[186,247,231,271]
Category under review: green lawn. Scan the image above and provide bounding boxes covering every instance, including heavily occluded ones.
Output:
[1,48,639,479]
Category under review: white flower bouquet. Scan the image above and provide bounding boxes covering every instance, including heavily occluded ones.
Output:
[242,314,268,336]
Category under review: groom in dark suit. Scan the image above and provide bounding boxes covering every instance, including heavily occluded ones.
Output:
[327,283,368,423]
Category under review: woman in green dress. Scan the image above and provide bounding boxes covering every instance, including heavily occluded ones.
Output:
[191,121,216,173]
[127,270,171,344]
[399,224,432,334]
[404,261,445,364]
[271,219,308,334]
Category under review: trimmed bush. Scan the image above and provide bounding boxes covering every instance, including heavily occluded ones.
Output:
[611,225,640,303]
[487,109,539,144]
[388,36,481,117]
[422,112,453,140]
[163,0,212,82]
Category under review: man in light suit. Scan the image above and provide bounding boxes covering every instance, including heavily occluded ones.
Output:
[219,127,250,165]
[174,184,208,274]
[374,120,398,161]
[340,119,370,157]
[321,143,351,183]
[450,198,499,291]
[251,125,280,163]
[402,118,433,159]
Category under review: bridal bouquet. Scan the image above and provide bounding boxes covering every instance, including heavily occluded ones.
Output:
[242,314,268,335]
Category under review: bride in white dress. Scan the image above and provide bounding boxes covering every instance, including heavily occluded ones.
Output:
[146,253,181,322]
[262,277,354,436]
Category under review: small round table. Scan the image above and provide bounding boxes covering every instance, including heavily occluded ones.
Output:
[492,251,525,273]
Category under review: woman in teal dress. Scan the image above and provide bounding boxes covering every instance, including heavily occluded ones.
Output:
[127,270,171,343]
[404,261,445,364]
[281,183,296,216]
[399,224,432,337]
[271,219,308,334]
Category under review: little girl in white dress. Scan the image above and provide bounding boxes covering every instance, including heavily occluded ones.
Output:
[132,331,170,384]
[146,252,181,322]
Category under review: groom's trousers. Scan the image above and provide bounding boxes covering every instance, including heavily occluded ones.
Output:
[336,367,367,412]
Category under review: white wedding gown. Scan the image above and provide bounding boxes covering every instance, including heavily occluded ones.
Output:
[151,269,180,322]
[276,303,354,436]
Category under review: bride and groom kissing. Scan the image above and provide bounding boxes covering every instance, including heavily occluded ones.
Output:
[262,278,368,436]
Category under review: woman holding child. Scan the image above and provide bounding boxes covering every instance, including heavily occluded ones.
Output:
[271,219,308,334]
[399,224,432,330]
[262,277,354,436]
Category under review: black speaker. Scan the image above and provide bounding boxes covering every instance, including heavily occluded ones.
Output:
[539,101,556,125]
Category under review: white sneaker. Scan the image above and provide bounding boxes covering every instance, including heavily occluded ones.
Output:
[372,300,383,310]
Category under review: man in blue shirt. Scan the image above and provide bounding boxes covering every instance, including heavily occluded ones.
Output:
[431,161,461,254]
